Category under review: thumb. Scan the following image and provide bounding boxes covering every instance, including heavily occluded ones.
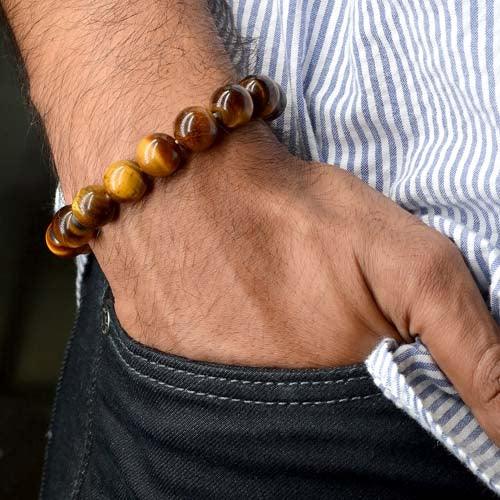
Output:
[412,278,500,446]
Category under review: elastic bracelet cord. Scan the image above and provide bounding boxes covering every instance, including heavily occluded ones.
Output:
[46,75,286,258]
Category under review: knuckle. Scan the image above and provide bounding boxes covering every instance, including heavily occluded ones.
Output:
[473,344,500,443]
[413,238,463,298]
[474,345,500,404]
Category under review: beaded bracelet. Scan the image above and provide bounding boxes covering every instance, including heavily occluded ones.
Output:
[46,75,286,258]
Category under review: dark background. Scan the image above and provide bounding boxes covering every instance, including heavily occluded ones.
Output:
[0,18,75,500]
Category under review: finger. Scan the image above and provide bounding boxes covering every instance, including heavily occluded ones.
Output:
[411,272,500,446]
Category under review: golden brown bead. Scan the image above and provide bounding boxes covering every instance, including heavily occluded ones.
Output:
[265,85,287,121]
[72,185,118,228]
[210,84,254,128]
[104,160,148,201]
[239,75,286,121]
[136,134,183,177]
[52,205,97,248]
[174,106,219,152]
[45,224,91,258]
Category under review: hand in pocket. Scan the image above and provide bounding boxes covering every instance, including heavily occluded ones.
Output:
[94,122,500,445]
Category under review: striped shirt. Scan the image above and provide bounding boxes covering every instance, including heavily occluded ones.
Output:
[218,0,500,493]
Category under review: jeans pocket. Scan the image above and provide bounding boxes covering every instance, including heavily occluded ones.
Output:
[79,285,399,499]
[45,259,496,500]
[102,285,379,408]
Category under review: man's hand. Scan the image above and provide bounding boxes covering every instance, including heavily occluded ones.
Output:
[97,121,500,447]
[3,0,498,445]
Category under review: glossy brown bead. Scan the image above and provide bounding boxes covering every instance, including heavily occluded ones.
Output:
[210,84,254,128]
[136,134,183,177]
[104,160,148,201]
[264,83,287,121]
[239,75,286,121]
[72,185,118,228]
[45,224,91,258]
[52,205,97,248]
[174,106,219,152]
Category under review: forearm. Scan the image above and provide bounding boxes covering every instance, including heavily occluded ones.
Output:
[2,0,236,199]
[2,0,290,350]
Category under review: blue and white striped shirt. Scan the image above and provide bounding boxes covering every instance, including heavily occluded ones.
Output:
[220,0,500,493]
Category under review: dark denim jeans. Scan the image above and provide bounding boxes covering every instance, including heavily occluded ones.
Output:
[40,257,495,499]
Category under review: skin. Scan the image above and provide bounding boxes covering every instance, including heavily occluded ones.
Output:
[2,0,499,444]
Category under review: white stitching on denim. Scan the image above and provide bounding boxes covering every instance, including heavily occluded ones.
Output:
[71,333,104,499]
[110,335,382,406]
[112,326,370,387]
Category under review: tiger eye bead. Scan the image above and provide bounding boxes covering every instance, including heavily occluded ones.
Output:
[104,160,148,201]
[239,75,286,121]
[72,185,118,228]
[136,134,183,177]
[174,106,219,152]
[52,205,97,248]
[45,224,91,258]
[210,84,254,128]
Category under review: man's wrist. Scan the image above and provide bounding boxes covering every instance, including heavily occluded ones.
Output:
[92,120,296,274]
[3,0,310,337]
[2,0,236,198]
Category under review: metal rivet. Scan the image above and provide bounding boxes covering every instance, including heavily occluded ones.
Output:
[101,307,110,335]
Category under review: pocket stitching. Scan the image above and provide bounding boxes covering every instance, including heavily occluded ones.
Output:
[113,324,369,387]
[110,334,381,406]
[71,331,104,499]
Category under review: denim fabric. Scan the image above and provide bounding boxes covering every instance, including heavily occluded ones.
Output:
[40,257,496,499]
